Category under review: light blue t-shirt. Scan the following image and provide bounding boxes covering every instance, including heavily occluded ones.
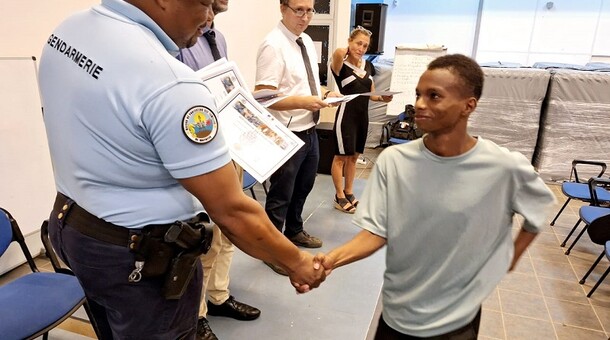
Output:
[39,0,232,228]
[353,137,555,337]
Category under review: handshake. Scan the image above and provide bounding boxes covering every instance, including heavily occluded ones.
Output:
[284,250,336,294]
[280,230,386,293]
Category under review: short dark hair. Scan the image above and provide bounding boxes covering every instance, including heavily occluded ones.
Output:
[427,54,484,100]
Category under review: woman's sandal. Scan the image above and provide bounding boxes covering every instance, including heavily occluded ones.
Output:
[344,192,359,207]
[334,195,356,214]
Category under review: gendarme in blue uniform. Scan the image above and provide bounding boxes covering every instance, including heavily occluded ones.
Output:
[39,0,232,229]
[38,0,232,338]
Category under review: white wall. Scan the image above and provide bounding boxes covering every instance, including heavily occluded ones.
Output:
[214,3,281,88]
[0,0,98,59]
[477,0,610,65]
[0,1,280,87]
[0,1,350,91]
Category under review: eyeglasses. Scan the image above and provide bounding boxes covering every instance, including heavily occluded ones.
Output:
[353,25,372,36]
[284,4,316,17]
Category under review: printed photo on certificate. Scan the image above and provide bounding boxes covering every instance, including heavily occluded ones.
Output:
[216,88,304,182]
[195,60,248,106]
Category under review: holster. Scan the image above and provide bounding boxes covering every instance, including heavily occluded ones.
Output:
[129,218,214,299]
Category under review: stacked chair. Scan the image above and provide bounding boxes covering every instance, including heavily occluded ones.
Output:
[574,178,610,297]
[583,240,610,297]
[550,160,610,254]
[0,208,98,340]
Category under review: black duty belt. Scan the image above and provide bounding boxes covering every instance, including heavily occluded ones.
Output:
[53,192,200,247]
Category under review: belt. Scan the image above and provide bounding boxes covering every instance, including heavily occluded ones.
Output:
[53,193,205,247]
[293,126,316,135]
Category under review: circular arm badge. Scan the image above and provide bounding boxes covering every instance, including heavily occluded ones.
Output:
[182,106,218,144]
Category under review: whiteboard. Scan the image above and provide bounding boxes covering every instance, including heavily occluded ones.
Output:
[386,45,447,116]
[0,57,56,238]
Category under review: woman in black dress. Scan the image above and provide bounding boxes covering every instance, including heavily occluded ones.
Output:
[330,26,392,213]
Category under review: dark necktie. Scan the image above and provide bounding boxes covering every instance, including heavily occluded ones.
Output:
[296,37,319,124]
[204,30,222,61]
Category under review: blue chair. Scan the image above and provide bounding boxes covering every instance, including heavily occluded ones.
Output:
[0,208,96,340]
[551,160,610,247]
[243,170,268,200]
[584,240,610,297]
[564,177,610,255]
[578,212,610,285]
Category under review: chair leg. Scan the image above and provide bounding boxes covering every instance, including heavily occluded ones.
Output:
[565,224,588,255]
[587,265,610,298]
[580,250,605,284]
[560,218,582,247]
[551,198,571,226]
[262,181,268,195]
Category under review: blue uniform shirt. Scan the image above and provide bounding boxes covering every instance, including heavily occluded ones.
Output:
[39,0,232,228]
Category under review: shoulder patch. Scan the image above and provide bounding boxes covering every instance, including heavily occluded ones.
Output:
[182,106,218,144]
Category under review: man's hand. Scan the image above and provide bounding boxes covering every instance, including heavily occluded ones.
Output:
[313,252,334,276]
[301,96,328,112]
[380,95,393,102]
[288,251,327,293]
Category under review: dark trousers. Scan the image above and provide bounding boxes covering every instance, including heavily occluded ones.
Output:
[375,309,482,340]
[48,205,202,340]
[265,128,319,237]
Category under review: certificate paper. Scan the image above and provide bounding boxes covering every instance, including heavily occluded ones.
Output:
[217,88,304,182]
[194,61,303,182]
[323,94,359,105]
[195,60,248,106]
[358,91,401,97]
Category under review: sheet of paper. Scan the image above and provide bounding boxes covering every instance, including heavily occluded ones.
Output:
[323,93,359,105]
[358,91,402,96]
[217,88,304,182]
[195,60,248,107]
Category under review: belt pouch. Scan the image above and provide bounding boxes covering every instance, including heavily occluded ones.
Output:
[130,230,176,277]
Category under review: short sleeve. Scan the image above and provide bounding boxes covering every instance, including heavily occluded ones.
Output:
[511,154,556,233]
[255,43,285,88]
[141,80,232,179]
[353,151,389,238]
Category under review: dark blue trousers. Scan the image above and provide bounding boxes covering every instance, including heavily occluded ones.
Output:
[265,128,319,237]
[48,205,202,340]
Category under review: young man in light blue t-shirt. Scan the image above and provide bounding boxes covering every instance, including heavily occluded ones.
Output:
[318,54,555,339]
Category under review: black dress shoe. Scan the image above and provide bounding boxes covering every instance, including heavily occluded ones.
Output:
[196,317,218,340]
[207,296,261,321]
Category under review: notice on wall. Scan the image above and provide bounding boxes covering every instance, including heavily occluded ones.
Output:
[386,45,447,116]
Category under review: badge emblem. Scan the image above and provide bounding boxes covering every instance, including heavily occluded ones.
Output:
[182,106,218,144]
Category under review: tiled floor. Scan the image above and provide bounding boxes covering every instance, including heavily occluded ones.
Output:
[2,146,610,339]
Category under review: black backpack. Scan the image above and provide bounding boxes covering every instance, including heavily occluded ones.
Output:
[379,105,423,146]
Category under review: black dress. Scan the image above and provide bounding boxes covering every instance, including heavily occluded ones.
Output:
[331,59,375,155]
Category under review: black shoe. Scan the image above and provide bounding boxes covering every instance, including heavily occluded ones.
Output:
[207,296,261,321]
[196,317,218,340]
